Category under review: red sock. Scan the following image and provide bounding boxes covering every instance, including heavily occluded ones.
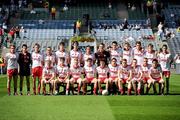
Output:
[119,88,124,94]
[94,87,97,92]
[78,85,80,93]
[137,89,141,95]
[66,88,69,91]
[128,89,131,95]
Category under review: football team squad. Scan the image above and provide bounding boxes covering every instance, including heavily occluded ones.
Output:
[4,41,173,96]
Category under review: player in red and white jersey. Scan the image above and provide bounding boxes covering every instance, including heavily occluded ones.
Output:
[96,60,109,94]
[110,41,122,65]
[130,59,143,95]
[82,58,97,95]
[132,41,145,66]
[141,58,151,94]
[41,60,55,95]
[69,41,83,68]
[157,44,172,94]
[44,47,55,67]
[4,44,19,95]
[149,59,164,95]
[55,42,69,66]
[118,59,131,95]
[144,44,156,65]
[83,45,95,67]
[69,58,83,95]
[108,58,119,94]
[55,57,69,95]
[31,43,43,95]
[122,42,133,65]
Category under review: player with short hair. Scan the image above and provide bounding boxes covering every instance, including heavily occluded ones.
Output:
[69,41,83,68]
[4,44,19,95]
[141,58,151,94]
[110,41,122,65]
[82,58,97,95]
[144,44,157,65]
[132,41,145,66]
[69,58,83,95]
[130,59,143,95]
[118,59,131,95]
[157,44,172,95]
[18,44,32,95]
[149,59,165,95]
[31,43,43,95]
[55,57,69,95]
[96,60,109,94]
[55,42,69,66]
[83,45,95,67]
[122,42,133,65]
[108,58,119,94]
[44,47,55,67]
[41,60,55,95]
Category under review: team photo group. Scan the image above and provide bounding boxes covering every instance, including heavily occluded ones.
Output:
[4,40,172,96]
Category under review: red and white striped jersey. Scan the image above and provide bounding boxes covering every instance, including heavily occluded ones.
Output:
[158,52,172,71]
[110,49,122,64]
[43,67,55,79]
[84,65,96,78]
[70,50,82,67]
[149,66,162,79]
[70,66,83,79]
[122,49,133,65]
[83,53,95,67]
[32,52,43,68]
[96,66,109,78]
[56,65,69,78]
[132,47,145,66]
[144,50,156,65]
[108,64,119,78]
[119,65,131,79]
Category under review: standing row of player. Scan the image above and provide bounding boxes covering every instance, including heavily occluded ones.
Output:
[4,41,172,95]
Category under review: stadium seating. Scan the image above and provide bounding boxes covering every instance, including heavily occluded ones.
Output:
[167,29,180,56]
[91,20,147,28]
[58,3,118,20]
[162,5,180,28]
[21,29,73,40]
[18,20,75,29]
[94,29,153,40]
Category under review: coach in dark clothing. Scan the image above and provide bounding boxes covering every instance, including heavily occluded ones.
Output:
[95,43,110,66]
[18,44,32,95]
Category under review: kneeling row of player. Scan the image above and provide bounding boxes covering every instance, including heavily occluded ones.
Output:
[41,57,165,95]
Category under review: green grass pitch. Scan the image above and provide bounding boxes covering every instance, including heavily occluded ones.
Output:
[0,74,180,120]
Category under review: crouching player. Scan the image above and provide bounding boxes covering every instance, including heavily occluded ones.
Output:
[118,59,131,95]
[96,60,109,94]
[55,57,69,95]
[131,59,143,95]
[69,58,83,95]
[108,58,119,94]
[82,58,97,95]
[149,59,165,95]
[141,58,151,94]
[41,60,55,95]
